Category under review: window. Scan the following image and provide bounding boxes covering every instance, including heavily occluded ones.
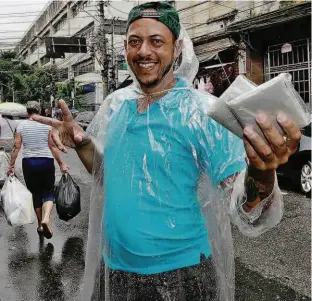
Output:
[58,68,69,81]
[72,1,88,18]
[40,56,50,65]
[55,14,67,32]
[74,23,94,42]
[30,43,37,54]
[73,58,95,76]
[82,26,94,41]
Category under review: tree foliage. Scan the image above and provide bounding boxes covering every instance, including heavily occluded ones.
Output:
[0,50,58,104]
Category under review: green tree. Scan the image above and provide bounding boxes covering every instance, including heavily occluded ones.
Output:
[18,67,58,104]
[56,79,83,109]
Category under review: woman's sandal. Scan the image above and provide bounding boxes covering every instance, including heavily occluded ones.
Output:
[41,222,53,239]
[37,226,44,236]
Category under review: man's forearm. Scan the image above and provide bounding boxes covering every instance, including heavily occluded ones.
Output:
[243,165,275,212]
[75,138,99,174]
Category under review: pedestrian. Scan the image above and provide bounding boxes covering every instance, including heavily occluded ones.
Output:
[0,114,17,187]
[8,101,69,239]
[33,2,302,300]
[0,114,17,152]
[54,108,63,121]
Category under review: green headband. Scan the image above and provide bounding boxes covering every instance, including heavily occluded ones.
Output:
[126,1,181,39]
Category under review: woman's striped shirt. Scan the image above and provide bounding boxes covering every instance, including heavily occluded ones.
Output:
[16,120,53,158]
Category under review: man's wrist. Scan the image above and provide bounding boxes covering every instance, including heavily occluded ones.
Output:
[75,136,92,150]
[246,165,275,201]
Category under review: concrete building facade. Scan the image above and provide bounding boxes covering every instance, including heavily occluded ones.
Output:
[16,1,311,109]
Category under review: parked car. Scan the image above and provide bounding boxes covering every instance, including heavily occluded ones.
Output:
[74,111,95,130]
[277,122,311,197]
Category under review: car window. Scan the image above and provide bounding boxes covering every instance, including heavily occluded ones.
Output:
[75,112,95,123]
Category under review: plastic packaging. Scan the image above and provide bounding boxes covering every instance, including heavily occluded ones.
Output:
[0,150,10,187]
[229,170,283,237]
[206,75,257,138]
[55,173,81,221]
[228,73,310,138]
[0,175,35,226]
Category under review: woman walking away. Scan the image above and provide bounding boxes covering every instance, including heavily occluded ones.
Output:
[8,101,69,239]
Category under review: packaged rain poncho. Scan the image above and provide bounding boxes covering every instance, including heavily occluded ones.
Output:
[82,25,285,301]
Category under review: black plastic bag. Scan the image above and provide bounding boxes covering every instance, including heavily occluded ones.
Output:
[55,173,81,221]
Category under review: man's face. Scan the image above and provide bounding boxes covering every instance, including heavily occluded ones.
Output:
[125,18,176,88]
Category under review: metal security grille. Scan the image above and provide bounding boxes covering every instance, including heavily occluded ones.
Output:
[264,38,311,110]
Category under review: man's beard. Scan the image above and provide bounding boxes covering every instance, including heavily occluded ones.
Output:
[134,59,175,88]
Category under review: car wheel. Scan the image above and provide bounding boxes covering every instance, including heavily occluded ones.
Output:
[297,161,312,197]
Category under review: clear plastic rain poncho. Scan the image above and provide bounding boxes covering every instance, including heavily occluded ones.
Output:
[82,26,284,301]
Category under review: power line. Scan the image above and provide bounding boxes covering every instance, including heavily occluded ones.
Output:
[0,10,44,16]
[108,4,128,15]
[0,1,50,8]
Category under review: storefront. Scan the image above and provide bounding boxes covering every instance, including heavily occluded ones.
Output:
[193,38,239,97]
[227,2,311,109]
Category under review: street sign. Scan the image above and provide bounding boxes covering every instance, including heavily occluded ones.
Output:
[45,37,87,58]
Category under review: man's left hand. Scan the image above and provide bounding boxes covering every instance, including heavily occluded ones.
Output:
[243,112,302,171]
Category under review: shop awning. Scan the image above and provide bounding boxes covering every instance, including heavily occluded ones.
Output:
[194,38,236,63]
[204,61,235,69]
[228,2,311,33]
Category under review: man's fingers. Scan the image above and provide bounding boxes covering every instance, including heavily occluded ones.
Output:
[277,112,302,153]
[51,131,67,153]
[256,112,287,156]
[243,126,276,163]
[32,115,62,127]
[58,99,73,123]
[243,138,266,170]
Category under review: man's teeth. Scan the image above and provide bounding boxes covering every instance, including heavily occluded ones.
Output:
[138,62,156,68]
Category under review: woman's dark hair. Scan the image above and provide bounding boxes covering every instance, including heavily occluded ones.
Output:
[27,107,40,115]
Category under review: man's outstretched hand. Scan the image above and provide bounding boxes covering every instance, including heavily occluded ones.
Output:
[32,100,91,152]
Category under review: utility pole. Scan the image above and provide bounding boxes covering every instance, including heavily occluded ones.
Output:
[99,0,108,99]
[50,58,57,116]
[110,17,116,92]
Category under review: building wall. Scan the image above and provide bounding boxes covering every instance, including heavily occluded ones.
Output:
[18,1,134,75]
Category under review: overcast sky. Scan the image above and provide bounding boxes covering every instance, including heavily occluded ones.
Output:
[0,0,50,51]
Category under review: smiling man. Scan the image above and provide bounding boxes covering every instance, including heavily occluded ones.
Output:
[33,2,302,301]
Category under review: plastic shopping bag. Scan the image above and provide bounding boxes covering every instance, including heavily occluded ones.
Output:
[55,173,81,221]
[227,73,310,138]
[0,150,10,187]
[0,175,35,226]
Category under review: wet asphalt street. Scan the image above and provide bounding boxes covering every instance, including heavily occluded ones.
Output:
[0,150,310,301]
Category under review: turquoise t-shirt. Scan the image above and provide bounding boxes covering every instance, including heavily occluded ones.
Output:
[103,79,246,274]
